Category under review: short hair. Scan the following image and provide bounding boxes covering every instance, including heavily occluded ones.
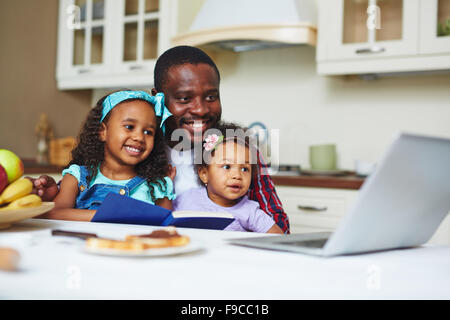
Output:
[154,45,221,92]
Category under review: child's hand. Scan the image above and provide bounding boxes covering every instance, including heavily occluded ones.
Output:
[168,165,176,181]
[26,175,59,201]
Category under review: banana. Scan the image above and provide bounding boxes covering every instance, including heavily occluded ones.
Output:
[2,194,42,210]
[0,178,33,205]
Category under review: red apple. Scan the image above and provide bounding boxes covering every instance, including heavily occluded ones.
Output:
[0,149,24,184]
[0,165,7,194]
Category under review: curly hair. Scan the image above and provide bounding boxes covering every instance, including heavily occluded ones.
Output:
[69,91,170,202]
[194,121,258,186]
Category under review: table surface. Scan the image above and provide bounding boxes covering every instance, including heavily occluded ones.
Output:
[0,219,449,299]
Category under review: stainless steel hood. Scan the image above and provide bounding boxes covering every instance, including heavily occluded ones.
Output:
[172,0,317,52]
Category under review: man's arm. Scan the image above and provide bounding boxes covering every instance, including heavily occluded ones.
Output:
[248,151,290,234]
[38,174,94,221]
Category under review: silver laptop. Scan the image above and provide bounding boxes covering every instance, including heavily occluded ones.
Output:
[229,133,450,256]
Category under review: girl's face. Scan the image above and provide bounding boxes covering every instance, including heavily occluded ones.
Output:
[100,100,157,170]
[198,141,252,207]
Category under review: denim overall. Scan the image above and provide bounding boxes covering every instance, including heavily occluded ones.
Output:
[75,166,146,210]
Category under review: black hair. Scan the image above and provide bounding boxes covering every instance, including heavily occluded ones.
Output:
[69,90,170,203]
[154,45,221,92]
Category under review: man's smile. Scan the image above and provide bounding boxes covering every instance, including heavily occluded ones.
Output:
[180,118,213,133]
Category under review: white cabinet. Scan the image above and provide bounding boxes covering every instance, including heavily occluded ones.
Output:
[420,0,450,54]
[325,0,419,60]
[278,185,450,245]
[317,0,450,75]
[56,0,112,83]
[56,0,176,89]
[277,186,359,233]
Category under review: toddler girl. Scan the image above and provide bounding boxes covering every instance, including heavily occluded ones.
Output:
[173,123,283,233]
[43,90,175,221]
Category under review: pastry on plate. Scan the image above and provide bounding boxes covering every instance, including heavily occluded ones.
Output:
[85,227,190,252]
[125,226,190,248]
[85,237,148,252]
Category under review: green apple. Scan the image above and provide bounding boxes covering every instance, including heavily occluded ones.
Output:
[0,165,7,194]
[0,149,24,184]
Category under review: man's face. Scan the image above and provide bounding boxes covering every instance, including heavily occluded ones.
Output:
[157,63,222,146]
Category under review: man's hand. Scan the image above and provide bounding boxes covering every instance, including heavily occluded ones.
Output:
[168,165,176,181]
[25,175,59,201]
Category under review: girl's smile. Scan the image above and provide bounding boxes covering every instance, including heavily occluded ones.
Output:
[100,100,156,179]
[124,144,145,156]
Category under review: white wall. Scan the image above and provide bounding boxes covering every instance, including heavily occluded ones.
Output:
[215,46,450,170]
[93,45,450,170]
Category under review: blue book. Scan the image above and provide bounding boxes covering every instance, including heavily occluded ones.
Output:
[91,193,234,230]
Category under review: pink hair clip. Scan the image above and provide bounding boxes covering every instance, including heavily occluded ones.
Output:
[203,134,224,151]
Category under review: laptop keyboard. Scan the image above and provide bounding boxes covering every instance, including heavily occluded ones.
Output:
[279,238,328,248]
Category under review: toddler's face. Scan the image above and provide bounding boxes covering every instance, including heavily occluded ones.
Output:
[100,100,157,168]
[199,141,252,207]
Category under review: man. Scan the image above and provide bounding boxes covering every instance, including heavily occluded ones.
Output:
[32,46,290,233]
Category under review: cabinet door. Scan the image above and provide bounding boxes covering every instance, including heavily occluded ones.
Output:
[326,0,419,60]
[420,0,450,54]
[114,0,172,75]
[276,186,359,234]
[57,0,111,79]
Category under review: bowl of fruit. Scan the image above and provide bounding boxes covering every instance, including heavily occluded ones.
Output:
[0,149,54,229]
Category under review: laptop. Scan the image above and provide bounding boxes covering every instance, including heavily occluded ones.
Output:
[229,133,450,256]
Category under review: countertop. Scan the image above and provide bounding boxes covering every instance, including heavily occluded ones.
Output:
[271,173,364,190]
[23,159,365,190]
[0,219,449,299]
[23,159,64,175]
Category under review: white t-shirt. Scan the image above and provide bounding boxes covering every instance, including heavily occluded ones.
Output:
[166,146,202,196]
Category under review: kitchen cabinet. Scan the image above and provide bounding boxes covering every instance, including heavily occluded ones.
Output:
[56,0,176,89]
[276,186,359,233]
[317,0,450,75]
[420,0,450,54]
[277,185,450,245]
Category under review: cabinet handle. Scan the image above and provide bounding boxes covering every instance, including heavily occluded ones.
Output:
[129,65,144,71]
[355,46,385,54]
[297,205,328,212]
[77,68,91,74]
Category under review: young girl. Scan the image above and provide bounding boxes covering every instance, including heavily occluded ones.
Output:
[173,122,283,234]
[42,90,175,221]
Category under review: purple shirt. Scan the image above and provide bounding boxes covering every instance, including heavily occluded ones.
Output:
[173,187,275,233]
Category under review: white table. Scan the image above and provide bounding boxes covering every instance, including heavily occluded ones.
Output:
[0,219,449,300]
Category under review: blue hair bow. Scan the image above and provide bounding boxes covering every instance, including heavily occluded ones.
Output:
[101,91,172,134]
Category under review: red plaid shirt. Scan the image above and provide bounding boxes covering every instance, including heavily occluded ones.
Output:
[248,151,290,234]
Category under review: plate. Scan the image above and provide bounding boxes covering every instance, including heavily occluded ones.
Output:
[301,169,351,176]
[84,239,204,257]
[0,202,55,229]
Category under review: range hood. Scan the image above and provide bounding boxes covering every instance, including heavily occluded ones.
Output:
[172,0,317,52]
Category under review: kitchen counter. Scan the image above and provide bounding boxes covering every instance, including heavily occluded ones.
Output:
[23,159,64,175]
[0,219,449,299]
[272,173,365,190]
